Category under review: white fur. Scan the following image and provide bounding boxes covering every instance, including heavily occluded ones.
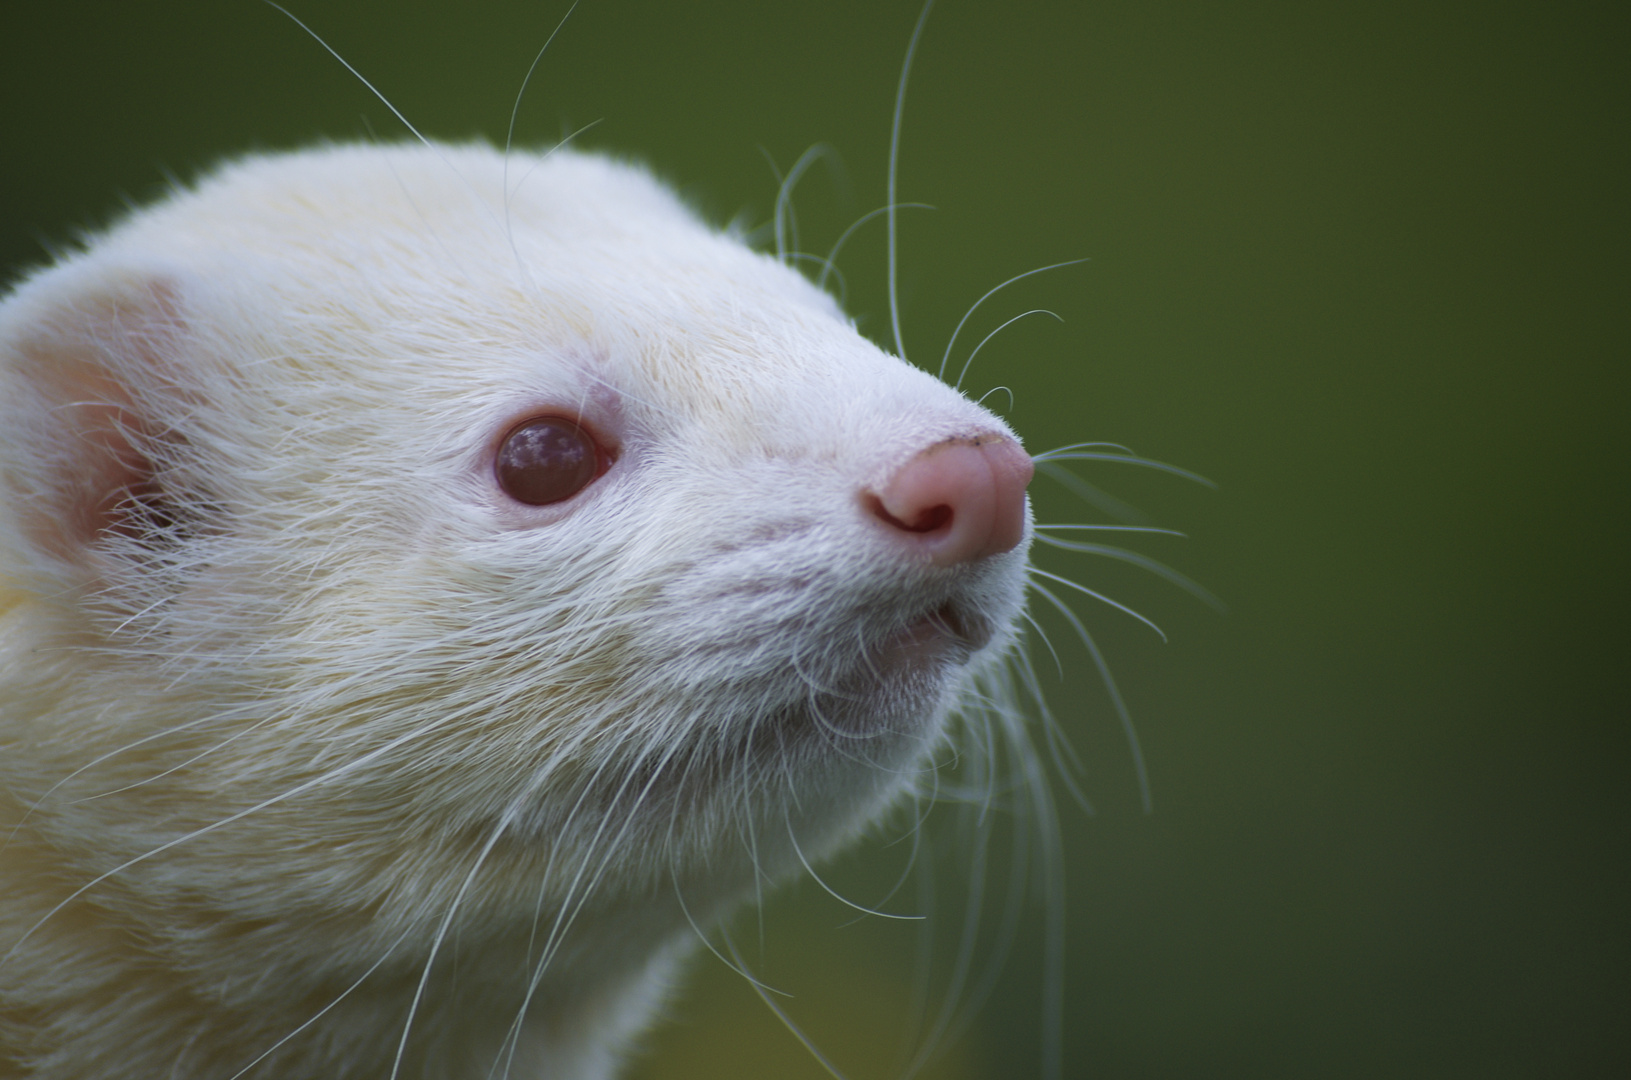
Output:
[0,143,1033,1078]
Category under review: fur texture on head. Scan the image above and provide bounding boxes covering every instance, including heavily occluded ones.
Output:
[0,142,1036,1078]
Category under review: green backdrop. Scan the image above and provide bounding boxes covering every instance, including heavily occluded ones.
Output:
[3,1,1625,1077]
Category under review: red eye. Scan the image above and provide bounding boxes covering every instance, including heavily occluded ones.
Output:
[494,417,602,506]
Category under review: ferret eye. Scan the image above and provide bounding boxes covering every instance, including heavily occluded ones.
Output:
[495,417,600,506]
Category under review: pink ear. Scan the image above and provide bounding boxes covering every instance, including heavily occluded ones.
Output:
[0,272,190,566]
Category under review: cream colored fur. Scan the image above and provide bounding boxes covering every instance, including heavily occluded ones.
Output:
[0,143,1032,1078]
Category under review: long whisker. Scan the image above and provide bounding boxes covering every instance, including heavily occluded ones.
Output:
[260,2,435,152]
[1029,581,1153,812]
[887,0,938,363]
[815,203,933,298]
[1034,523,1186,536]
[1034,534,1226,611]
[0,715,445,971]
[5,709,233,839]
[914,762,1041,1080]
[228,923,417,1080]
[502,0,580,163]
[668,862,789,995]
[496,742,690,1076]
[902,832,939,1066]
[1035,461,1152,525]
[1029,566,1169,642]
[771,144,834,266]
[722,927,853,1080]
[937,260,1089,382]
[896,790,992,1079]
[1010,643,1092,814]
[1015,727,1068,1080]
[973,384,1016,413]
[390,806,522,1080]
[1034,446,1217,489]
[953,309,1062,390]
[866,803,930,915]
[1019,607,1065,680]
[784,809,924,921]
[67,719,268,803]
[497,748,644,1077]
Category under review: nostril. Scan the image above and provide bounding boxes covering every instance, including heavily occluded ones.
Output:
[867,435,1033,567]
[871,499,952,534]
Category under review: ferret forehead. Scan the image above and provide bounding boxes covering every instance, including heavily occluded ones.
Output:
[110,141,848,348]
[117,143,709,260]
[172,144,866,383]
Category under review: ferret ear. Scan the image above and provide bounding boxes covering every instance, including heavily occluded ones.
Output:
[0,270,192,568]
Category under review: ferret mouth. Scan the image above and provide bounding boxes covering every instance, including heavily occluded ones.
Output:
[872,602,992,673]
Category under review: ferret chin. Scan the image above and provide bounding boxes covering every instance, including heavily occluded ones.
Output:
[0,139,1035,1080]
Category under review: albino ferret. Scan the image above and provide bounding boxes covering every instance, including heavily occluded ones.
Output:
[0,139,1040,1078]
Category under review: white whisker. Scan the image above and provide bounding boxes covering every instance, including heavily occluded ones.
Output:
[1030,581,1153,813]
[953,309,1063,391]
[722,928,854,1080]
[1035,533,1225,610]
[228,924,417,1080]
[784,808,924,921]
[937,260,1089,383]
[2,715,448,971]
[1034,446,1217,489]
[1029,566,1169,643]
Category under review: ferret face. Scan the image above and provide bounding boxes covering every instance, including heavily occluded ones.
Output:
[0,143,1032,923]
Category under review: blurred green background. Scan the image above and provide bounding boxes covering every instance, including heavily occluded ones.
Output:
[3,1,1625,1077]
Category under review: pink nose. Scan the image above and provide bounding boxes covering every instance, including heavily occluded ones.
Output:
[867,435,1033,566]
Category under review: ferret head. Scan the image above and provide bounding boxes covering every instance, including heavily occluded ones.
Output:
[0,144,1031,937]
